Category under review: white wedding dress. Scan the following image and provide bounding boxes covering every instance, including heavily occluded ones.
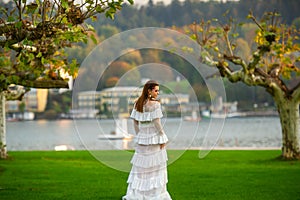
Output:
[122,101,172,200]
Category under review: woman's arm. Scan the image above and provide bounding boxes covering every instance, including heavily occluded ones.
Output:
[153,118,165,135]
[153,118,167,149]
[133,120,139,134]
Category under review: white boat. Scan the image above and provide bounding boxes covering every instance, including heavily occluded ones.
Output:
[184,111,201,121]
[98,118,134,140]
[202,110,247,118]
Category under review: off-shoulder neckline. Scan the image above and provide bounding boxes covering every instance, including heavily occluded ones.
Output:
[144,101,159,110]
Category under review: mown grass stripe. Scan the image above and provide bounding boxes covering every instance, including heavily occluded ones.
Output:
[0,150,299,200]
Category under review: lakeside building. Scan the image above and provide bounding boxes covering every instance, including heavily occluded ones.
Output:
[159,93,190,117]
[77,91,102,110]
[69,91,102,119]
[71,87,142,119]
[73,86,194,119]
[98,86,142,118]
[24,89,48,112]
[6,88,48,120]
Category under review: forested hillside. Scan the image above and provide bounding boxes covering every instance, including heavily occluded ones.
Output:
[93,0,300,30]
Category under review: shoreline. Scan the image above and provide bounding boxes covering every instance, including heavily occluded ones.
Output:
[188,146,281,150]
[6,147,282,152]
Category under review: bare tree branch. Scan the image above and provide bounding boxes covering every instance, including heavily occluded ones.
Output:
[23,79,69,88]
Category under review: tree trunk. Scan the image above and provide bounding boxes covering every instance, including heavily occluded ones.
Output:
[0,92,7,159]
[276,98,300,159]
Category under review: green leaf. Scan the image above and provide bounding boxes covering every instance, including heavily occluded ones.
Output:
[0,74,6,82]
[36,52,42,58]
[82,37,88,43]
[105,11,115,20]
[41,57,45,65]
[15,21,23,29]
[96,5,104,13]
[231,33,239,38]
[69,59,78,77]
[61,0,69,9]
[11,75,20,83]
[27,53,34,61]
[181,46,194,53]
[61,16,68,24]
[91,16,97,22]
[246,13,253,19]
[190,34,197,40]
[90,34,98,44]
[26,3,38,14]
[85,0,94,4]
[86,24,95,31]
[35,0,41,6]
[127,0,134,4]
[7,16,15,22]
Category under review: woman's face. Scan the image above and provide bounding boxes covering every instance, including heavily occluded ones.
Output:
[149,86,159,99]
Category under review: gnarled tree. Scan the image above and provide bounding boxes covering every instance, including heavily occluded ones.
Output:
[0,0,133,159]
[191,11,300,159]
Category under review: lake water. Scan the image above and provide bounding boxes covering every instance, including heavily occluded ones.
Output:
[6,117,282,151]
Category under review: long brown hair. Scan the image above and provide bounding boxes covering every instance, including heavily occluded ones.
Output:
[135,80,159,112]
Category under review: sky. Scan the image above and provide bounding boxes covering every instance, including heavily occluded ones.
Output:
[133,0,183,6]
[1,0,236,5]
[132,0,236,6]
[0,0,179,4]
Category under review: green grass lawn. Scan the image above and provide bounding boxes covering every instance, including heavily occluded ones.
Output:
[0,150,299,200]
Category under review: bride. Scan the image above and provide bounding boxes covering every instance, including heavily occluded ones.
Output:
[122,80,172,200]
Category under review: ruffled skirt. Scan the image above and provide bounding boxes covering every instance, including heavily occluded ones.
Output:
[122,144,172,200]
[135,126,169,145]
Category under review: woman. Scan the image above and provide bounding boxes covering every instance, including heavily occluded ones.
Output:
[122,80,172,200]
